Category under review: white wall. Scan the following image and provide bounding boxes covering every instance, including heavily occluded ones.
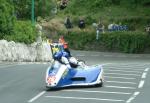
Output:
[0,40,52,62]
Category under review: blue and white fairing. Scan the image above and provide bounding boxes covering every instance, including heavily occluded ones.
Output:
[46,61,104,88]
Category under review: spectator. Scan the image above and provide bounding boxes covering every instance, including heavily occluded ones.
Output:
[64,16,73,29]
[96,21,105,40]
[60,0,68,10]
[108,23,114,31]
[78,17,85,29]
[108,22,128,31]
[92,22,98,28]
[108,22,118,31]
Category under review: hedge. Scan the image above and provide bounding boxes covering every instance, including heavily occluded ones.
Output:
[63,31,150,53]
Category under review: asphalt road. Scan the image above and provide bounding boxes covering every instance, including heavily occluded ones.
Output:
[0,50,150,103]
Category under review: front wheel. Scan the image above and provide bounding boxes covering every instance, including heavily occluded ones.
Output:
[95,79,103,87]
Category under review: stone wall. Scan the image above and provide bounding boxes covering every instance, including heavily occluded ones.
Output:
[0,40,52,62]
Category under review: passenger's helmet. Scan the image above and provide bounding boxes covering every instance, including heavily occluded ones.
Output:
[69,57,78,68]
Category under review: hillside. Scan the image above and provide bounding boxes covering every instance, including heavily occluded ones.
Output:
[40,0,150,53]
[44,0,150,33]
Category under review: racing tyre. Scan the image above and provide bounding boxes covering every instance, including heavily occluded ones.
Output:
[95,79,103,87]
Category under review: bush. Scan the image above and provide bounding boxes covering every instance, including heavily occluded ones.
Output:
[63,31,150,53]
[101,31,150,53]
[142,0,150,6]
[4,21,37,44]
[85,15,97,25]
[0,0,15,36]
[64,31,95,49]
[12,0,56,19]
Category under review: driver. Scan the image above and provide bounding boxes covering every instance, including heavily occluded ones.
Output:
[58,36,71,56]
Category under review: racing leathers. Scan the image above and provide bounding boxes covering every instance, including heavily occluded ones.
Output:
[53,51,71,69]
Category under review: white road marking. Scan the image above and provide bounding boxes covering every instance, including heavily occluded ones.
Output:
[126,92,140,103]
[117,55,127,58]
[0,63,12,66]
[138,80,145,88]
[132,55,141,58]
[141,72,147,79]
[101,63,113,66]
[28,91,46,103]
[76,54,85,57]
[104,67,144,71]
[103,63,150,66]
[106,81,137,84]
[144,68,149,72]
[104,76,136,80]
[105,64,147,68]
[105,85,136,89]
[105,73,141,76]
[91,54,100,57]
[103,55,114,57]
[45,96,125,102]
[0,64,20,69]
[63,90,131,95]
[104,69,142,74]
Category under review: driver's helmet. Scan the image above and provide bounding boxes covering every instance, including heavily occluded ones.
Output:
[69,57,78,68]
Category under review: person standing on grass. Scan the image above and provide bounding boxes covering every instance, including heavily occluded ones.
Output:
[96,21,105,40]
[64,16,73,29]
[78,17,85,30]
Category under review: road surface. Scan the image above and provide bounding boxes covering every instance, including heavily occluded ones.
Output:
[0,50,150,103]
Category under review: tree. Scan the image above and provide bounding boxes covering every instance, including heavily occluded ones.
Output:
[0,0,15,36]
[12,0,56,20]
[13,0,31,19]
[35,0,56,18]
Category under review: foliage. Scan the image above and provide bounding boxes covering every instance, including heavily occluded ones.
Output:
[12,0,56,19]
[63,31,150,53]
[64,31,95,50]
[101,31,149,53]
[35,0,56,18]
[4,21,37,44]
[0,1,38,44]
[0,0,15,36]
[61,0,150,31]
[12,0,31,19]
[142,0,150,6]
[65,0,148,14]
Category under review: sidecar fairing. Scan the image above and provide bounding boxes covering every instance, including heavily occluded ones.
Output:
[46,61,104,89]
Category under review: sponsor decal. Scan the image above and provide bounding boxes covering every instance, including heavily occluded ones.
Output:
[62,69,68,78]
[47,76,56,84]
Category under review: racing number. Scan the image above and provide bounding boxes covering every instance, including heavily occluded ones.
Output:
[47,76,56,84]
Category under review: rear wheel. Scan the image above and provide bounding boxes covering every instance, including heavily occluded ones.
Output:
[78,60,85,64]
